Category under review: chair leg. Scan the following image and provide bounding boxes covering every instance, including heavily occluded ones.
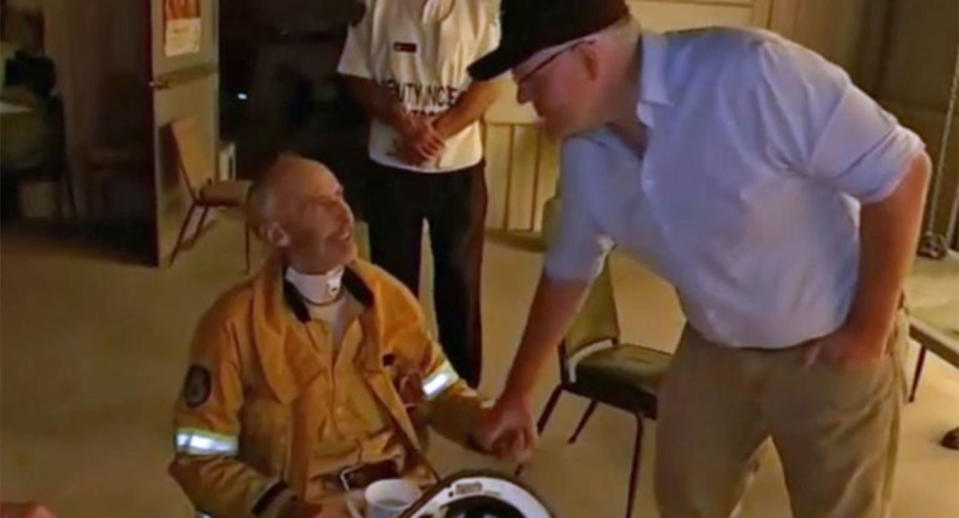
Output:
[170,203,197,266]
[191,206,211,246]
[568,400,599,444]
[536,386,564,435]
[625,414,644,518]
[244,223,251,273]
[909,346,927,403]
[515,386,564,477]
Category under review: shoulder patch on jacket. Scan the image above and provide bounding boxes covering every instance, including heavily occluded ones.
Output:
[182,365,212,408]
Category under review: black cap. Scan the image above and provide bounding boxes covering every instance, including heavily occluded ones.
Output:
[469,0,629,81]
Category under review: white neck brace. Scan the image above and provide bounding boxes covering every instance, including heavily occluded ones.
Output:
[285,265,345,305]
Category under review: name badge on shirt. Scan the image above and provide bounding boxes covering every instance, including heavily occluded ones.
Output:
[393,42,418,53]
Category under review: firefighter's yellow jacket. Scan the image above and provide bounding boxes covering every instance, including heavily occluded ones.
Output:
[169,257,485,517]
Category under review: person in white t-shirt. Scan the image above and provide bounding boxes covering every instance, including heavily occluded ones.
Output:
[338,0,501,388]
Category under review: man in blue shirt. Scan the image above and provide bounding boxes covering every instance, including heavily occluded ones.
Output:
[469,1,931,516]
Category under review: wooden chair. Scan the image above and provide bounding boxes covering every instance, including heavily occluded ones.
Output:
[169,117,252,271]
[520,198,672,518]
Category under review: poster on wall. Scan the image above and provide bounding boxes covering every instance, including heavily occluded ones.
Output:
[164,0,202,57]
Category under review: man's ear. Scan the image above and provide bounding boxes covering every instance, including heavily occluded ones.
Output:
[264,223,291,248]
[579,43,601,81]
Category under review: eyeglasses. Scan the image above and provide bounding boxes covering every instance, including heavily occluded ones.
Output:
[515,40,595,86]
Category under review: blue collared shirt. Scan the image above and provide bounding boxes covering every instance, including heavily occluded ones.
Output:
[546,28,924,349]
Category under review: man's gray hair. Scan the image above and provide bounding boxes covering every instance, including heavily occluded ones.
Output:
[598,14,640,46]
[246,152,303,239]
[541,15,639,60]
[246,176,276,240]
[246,152,334,240]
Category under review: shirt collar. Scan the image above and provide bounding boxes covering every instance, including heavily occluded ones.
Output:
[635,31,672,126]
[282,263,374,323]
[285,266,345,306]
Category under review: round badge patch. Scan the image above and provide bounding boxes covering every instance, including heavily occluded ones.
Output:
[183,365,212,408]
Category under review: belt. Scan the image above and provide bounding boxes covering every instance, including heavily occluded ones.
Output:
[316,460,400,492]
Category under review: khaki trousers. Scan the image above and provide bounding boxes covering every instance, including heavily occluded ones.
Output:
[655,313,908,518]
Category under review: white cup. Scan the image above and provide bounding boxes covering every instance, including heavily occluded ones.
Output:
[364,478,422,518]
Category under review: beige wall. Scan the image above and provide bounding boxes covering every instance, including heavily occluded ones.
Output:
[767,0,870,74]
[629,0,759,31]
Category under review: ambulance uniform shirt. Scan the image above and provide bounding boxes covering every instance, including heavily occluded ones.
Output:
[338,0,500,173]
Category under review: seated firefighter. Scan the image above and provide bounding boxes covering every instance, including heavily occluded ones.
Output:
[169,154,516,517]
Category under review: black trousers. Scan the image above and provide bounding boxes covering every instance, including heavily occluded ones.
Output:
[365,160,486,388]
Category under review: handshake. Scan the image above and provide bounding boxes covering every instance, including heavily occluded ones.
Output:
[471,394,538,465]
[389,108,447,167]
[397,372,537,465]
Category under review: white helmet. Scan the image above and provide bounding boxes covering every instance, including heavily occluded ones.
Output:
[400,470,553,518]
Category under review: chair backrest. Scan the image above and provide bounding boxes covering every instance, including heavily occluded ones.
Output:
[170,117,213,198]
[565,258,621,355]
[540,197,621,382]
